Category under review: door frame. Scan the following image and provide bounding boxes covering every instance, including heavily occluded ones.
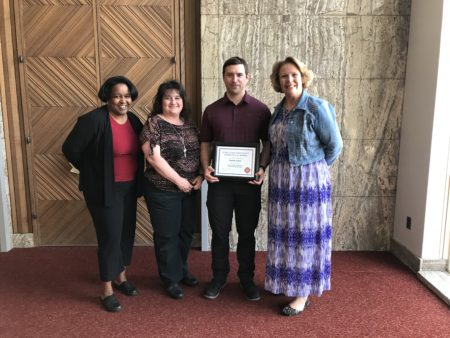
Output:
[0,0,33,244]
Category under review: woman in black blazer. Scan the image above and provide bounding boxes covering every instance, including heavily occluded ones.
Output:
[63,76,144,312]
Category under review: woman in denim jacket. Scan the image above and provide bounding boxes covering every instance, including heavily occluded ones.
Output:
[264,57,343,316]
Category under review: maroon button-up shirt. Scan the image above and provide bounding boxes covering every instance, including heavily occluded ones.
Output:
[199,92,271,143]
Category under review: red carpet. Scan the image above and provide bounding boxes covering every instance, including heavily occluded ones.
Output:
[0,248,448,337]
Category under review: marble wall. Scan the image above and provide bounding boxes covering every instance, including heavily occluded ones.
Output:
[201,0,411,250]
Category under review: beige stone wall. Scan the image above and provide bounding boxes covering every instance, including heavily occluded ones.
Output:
[201,0,411,250]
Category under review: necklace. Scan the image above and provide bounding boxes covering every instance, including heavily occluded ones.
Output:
[284,95,301,112]
[283,103,296,112]
[159,115,187,158]
[169,123,187,158]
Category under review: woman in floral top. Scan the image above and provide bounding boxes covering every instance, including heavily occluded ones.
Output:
[140,80,202,299]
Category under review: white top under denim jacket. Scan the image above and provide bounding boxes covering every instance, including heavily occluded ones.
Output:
[269,90,343,166]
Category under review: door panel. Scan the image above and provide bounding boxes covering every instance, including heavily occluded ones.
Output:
[22,1,95,57]
[17,0,183,245]
[31,107,88,155]
[35,154,81,200]
[26,57,97,107]
[99,2,174,57]
[37,200,94,245]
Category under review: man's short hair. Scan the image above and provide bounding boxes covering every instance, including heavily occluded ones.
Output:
[222,56,249,76]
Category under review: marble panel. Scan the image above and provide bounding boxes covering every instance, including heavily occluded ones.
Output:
[220,0,258,15]
[304,17,346,79]
[371,0,411,15]
[279,18,309,69]
[306,0,347,15]
[342,79,404,140]
[200,0,411,252]
[201,0,219,15]
[345,16,409,79]
[258,0,307,15]
[201,78,223,112]
[329,158,340,188]
[217,15,264,80]
[347,0,411,15]
[201,15,220,79]
[245,76,269,105]
[347,0,372,14]
[12,233,35,248]
[336,139,399,197]
[258,15,304,75]
[210,0,414,17]
[247,76,283,110]
[332,196,395,250]
[220,0,351,15]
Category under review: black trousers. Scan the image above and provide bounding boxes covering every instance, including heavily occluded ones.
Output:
[85,181,137,282]
[206,181,261,284]
[144,181,196,285]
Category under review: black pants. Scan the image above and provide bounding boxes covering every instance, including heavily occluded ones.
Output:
[85,181,137,282]
[144,181,196,285]
[206,181,261,284]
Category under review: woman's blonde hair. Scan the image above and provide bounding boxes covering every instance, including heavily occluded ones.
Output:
[270,57,314,93]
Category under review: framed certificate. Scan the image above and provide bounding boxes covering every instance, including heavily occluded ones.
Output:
[212,142,260,181]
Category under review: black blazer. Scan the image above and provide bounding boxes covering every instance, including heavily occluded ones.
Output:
[62,106,144,206]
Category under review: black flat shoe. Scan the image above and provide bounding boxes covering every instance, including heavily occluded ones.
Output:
[281,300,311,317]
[181,272,198,287]
[166,283,184,299]
[113,280,139,296]
[100,294,122,312]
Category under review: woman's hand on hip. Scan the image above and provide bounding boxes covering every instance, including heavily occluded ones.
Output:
[176,177,193,193]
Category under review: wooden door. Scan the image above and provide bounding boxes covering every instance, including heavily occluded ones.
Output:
[15,0,185,245]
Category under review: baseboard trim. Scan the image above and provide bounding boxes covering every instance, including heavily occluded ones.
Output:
[391,238,448,272]
[390,238,421,272]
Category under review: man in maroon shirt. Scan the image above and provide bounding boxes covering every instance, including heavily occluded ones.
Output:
[200,56,271,301]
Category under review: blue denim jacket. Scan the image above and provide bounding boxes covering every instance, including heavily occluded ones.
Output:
[270,90,343,166]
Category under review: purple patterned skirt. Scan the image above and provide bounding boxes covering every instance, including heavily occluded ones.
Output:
[265,113,333,297]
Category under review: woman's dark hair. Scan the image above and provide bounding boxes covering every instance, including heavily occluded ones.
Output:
[151,80,190,121]
[97,76,139,102]
[222,56,249,76]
